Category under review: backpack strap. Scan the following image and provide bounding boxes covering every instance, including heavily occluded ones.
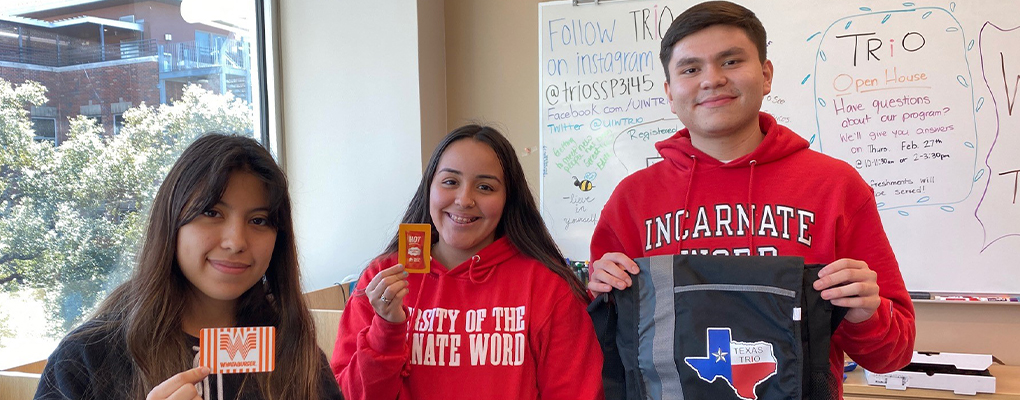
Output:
[802,265,850,400]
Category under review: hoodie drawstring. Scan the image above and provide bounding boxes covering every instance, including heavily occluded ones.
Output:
[747,159,758,253]
[405,265,438,378]
[216,372,223,400]
[192,345,221,400]
[674,157,759,255]
[403,253,493,379]
[675,155,698,255]
[468,254,496,284]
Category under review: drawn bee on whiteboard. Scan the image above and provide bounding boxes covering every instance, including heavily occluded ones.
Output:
[573,173,595,192]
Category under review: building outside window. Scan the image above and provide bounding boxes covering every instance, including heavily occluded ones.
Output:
[0,0,270,369]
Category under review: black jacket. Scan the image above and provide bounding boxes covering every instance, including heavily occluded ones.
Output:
[34,319,343,400]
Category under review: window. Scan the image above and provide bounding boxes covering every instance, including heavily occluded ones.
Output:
[31,117,58,145]
[86,115,102,127]
[195,30,229,65]
[79,103,102,130]
[0,0,273,369]
[113,114,125,135]
[196,30,229,49]
[111,101,131,135]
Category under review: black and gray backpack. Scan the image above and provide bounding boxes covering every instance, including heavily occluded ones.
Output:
[588,255,848,400]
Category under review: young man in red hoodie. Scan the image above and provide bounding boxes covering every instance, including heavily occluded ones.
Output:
[588,1,915,397]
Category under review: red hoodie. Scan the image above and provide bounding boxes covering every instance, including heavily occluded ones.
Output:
[331,237,604,400]
[591,112,915,397]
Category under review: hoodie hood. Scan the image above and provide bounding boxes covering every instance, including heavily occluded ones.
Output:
[649,112,810,253]
[427,236,518,283]
[655,112,809,170]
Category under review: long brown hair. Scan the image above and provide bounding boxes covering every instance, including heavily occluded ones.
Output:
[383,125,588,302]
[83,134,325,398]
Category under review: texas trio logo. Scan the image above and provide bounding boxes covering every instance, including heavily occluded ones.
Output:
[684,328,778,400]
[199,327,276,374]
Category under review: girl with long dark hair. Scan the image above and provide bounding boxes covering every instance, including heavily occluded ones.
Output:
[330,125,603,400]
[35,134,342,400]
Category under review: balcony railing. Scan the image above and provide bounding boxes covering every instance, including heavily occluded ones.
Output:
[0,39,158,67]
[158,39,250,73]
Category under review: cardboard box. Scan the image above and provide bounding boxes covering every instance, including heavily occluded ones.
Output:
[303,284,353,356]
[1,360,46,400]
[864,352,996,395]
[304,283,351,311]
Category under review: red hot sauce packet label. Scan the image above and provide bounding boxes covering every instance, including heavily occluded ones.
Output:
[399,223,431,273]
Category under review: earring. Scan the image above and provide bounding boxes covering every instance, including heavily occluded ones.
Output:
[262,274,275,301]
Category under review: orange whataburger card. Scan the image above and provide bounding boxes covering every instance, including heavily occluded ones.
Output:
[399,223,431,273]
[199,327,275,374]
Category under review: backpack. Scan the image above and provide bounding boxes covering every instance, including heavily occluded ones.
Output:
[588,255,848,400]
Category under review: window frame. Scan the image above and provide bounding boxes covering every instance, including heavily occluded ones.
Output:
[0,0,282,369]
[31,117,58,145]
[256,0,276,150]
[113,113,125,135]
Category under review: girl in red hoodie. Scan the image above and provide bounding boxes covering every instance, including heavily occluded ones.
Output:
[331,125,604,400]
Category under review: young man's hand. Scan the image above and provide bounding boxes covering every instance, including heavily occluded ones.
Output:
[587,252,640,296]
[813,258,881,323]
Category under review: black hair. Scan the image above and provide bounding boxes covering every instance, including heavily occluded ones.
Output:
[659,1,767,81]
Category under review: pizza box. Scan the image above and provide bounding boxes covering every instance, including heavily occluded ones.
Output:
[864,351,995,395]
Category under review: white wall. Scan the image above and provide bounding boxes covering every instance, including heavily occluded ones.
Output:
[278,0,424,290]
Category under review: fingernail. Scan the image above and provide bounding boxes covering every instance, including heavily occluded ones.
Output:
[403,271,409,277]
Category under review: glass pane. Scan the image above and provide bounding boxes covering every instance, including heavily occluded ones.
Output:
[31,117,57,142]
[0,0,266,369]
[113,113,125,135]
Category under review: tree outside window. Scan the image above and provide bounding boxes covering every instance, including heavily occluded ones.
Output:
[0,0,266,368]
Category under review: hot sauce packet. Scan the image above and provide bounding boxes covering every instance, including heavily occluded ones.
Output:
[199,326,275,374]
[399,223,431,273]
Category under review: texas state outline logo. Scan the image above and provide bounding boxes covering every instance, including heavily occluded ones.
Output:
[683,327,779,400]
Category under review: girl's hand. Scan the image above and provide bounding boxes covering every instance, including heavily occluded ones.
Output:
[146,367,210,400]
[367,264,410,323]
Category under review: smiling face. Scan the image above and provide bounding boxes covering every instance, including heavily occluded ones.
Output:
[176,171,277,310]
[664,24,773,143]
[428,138,507,265]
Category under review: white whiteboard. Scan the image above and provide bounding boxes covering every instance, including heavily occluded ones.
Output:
[538,0,1020,294]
